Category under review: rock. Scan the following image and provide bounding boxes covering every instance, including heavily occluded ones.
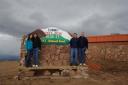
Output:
[52,72,60,76]
[43,70,51,76]
[61,69,70,76]
[41,45,70,66]
[87,43,128,63]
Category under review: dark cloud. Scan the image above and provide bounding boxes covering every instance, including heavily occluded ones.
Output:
[0,0,128,56]
[0,0,128,36]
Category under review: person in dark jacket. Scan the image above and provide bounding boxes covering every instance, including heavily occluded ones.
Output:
[78,32,88,66]
[25,34,33,67]
[32,33,41,67]
[70,33,78,66]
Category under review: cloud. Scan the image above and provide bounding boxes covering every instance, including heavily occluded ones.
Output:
[0,0,128,56]
[0,0,127,36]
[0,33,20,56]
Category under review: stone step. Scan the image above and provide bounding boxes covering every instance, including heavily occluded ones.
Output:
[18,66,89,79]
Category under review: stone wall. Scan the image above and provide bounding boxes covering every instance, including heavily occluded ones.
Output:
[87,42,128,63]
[40,42,128,66]
[41,45,70,66]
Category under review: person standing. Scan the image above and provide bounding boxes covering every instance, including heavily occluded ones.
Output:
[70,33,78,66]
[32,34,41,67]
[25,34,33,67]
[78,32,88,66]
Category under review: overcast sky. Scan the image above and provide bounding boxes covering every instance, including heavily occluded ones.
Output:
[0,0,128,56]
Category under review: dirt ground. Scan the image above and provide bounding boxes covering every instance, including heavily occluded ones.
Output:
[0,61,128,85]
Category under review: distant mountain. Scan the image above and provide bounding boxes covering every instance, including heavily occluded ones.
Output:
[0,55,19,61]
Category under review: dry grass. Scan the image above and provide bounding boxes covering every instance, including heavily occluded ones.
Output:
[0,61,128,85]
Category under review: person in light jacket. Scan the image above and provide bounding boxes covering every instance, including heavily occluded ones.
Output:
[25,34,33,67]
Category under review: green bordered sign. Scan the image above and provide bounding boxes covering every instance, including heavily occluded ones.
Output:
[41,27,72,45]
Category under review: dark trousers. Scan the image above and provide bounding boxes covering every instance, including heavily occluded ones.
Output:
[71,48,78,65]
[25,49,33,67]
[79,48,86,64]
[33,48,39,65]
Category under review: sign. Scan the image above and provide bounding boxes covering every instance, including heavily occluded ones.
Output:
[41,27,72,45]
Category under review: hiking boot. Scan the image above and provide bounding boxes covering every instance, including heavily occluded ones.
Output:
[35,65,39,67]
[83,63,87,66]
[32,65,36,67]
[79,63,82,66]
